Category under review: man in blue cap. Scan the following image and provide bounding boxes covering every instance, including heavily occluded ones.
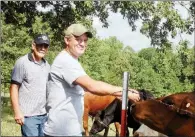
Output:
[10,34,50,136]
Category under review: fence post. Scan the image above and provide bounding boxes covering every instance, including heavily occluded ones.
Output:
[120,72,129,137]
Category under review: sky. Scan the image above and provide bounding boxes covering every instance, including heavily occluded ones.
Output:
[92,12,151,51]
[92,3,194,52]
[38,2,194,52]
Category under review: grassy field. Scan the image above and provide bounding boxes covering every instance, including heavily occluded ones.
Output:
[1,105,21,136]
[1,104,120,136]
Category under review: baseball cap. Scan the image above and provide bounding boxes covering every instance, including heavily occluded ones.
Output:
[34,34,50,45]
[64,24,93,38]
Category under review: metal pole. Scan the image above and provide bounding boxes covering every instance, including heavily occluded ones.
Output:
[120,72,129,137]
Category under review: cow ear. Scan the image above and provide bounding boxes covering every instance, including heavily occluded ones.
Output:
[179,97,194,117]
[182,97,194,112]
[186,103,190,108]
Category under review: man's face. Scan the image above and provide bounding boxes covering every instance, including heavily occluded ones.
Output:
[32,43,49,60]
[65,33,88,58]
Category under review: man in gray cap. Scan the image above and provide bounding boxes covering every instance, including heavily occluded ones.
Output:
[10,34,50,136]
[43,24,140,136]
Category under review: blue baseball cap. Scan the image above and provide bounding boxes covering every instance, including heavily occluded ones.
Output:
[34,34,50,45]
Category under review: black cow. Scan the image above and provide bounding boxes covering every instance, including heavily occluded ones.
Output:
[90,89,154,136]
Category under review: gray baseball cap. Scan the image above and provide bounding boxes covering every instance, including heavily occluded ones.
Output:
[64,24,93,38]
[34,34,50,45]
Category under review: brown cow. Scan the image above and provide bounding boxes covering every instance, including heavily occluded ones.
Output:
[83,92,120,136]
[131,92,195,136]
[90,89,154,136]
[133,124,167,137]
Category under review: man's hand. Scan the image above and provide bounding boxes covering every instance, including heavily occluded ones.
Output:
[128,89,140,102]
[111,89,140,102]
[14,111,24,125]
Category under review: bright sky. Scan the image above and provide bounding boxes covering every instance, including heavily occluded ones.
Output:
[92,3,194,52]
[92,12,151,51]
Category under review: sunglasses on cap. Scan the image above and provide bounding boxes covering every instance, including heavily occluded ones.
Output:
[35,44,49,49]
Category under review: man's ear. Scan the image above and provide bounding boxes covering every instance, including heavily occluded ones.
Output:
[64,37,69,45]
[32,42,36,51]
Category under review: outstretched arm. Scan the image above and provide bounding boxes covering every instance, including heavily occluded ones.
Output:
[74,75,140,101]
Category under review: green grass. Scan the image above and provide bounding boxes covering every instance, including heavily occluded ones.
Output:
[1,105,115,136]
[1,105,21,136]
[1,104,130,136]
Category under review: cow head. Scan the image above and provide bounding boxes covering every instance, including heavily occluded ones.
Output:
[90,98,119,134]
[138,89,154,100]
[90,89,154,135]
[131,92,195,136]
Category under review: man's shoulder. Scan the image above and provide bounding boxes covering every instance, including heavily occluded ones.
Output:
[54,51,74,64]
[15,54,29,65]
[45,60,51,69]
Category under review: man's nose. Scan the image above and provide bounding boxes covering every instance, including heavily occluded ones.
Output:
[80,40,86,47]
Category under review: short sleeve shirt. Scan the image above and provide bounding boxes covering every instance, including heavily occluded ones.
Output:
[11,53,50,116]
[43,50,87,136]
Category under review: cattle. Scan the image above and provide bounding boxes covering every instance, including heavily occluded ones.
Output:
[90,89,154,136]
[83,92,120,136]
[133,124,167,137]
[131,91,195,136]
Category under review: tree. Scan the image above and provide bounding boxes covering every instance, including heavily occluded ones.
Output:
[1,14,59,83]
[1,1,100,42]
[80,36,125,85]
[176,41,194,91]
[1,1,194,97]
[1,1,194,47]
[138,47,156,61]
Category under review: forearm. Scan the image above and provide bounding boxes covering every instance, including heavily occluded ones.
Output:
[75,75,140,101]
[87,80,122,95]
[10,84,25,125]
[75,76,123,95]
[10,84,21,114]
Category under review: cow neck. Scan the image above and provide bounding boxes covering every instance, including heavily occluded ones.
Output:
[155,98,195,118]
[160,97,195,136]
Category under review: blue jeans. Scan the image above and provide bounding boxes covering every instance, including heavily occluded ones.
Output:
[21,114,47,136]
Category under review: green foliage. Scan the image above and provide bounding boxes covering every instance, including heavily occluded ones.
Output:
[1,2,194,97]
[1,14,31,81]
[137,45,193,96]
[1,13,59,83]
[80,37,124,85]
[2,1,194,47]
[1,3,194,136]
[1,106,21,136]
[176,41,194,90]
[138,47,156,61]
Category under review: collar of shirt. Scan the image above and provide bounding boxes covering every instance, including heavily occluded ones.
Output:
[28,53,46,65]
